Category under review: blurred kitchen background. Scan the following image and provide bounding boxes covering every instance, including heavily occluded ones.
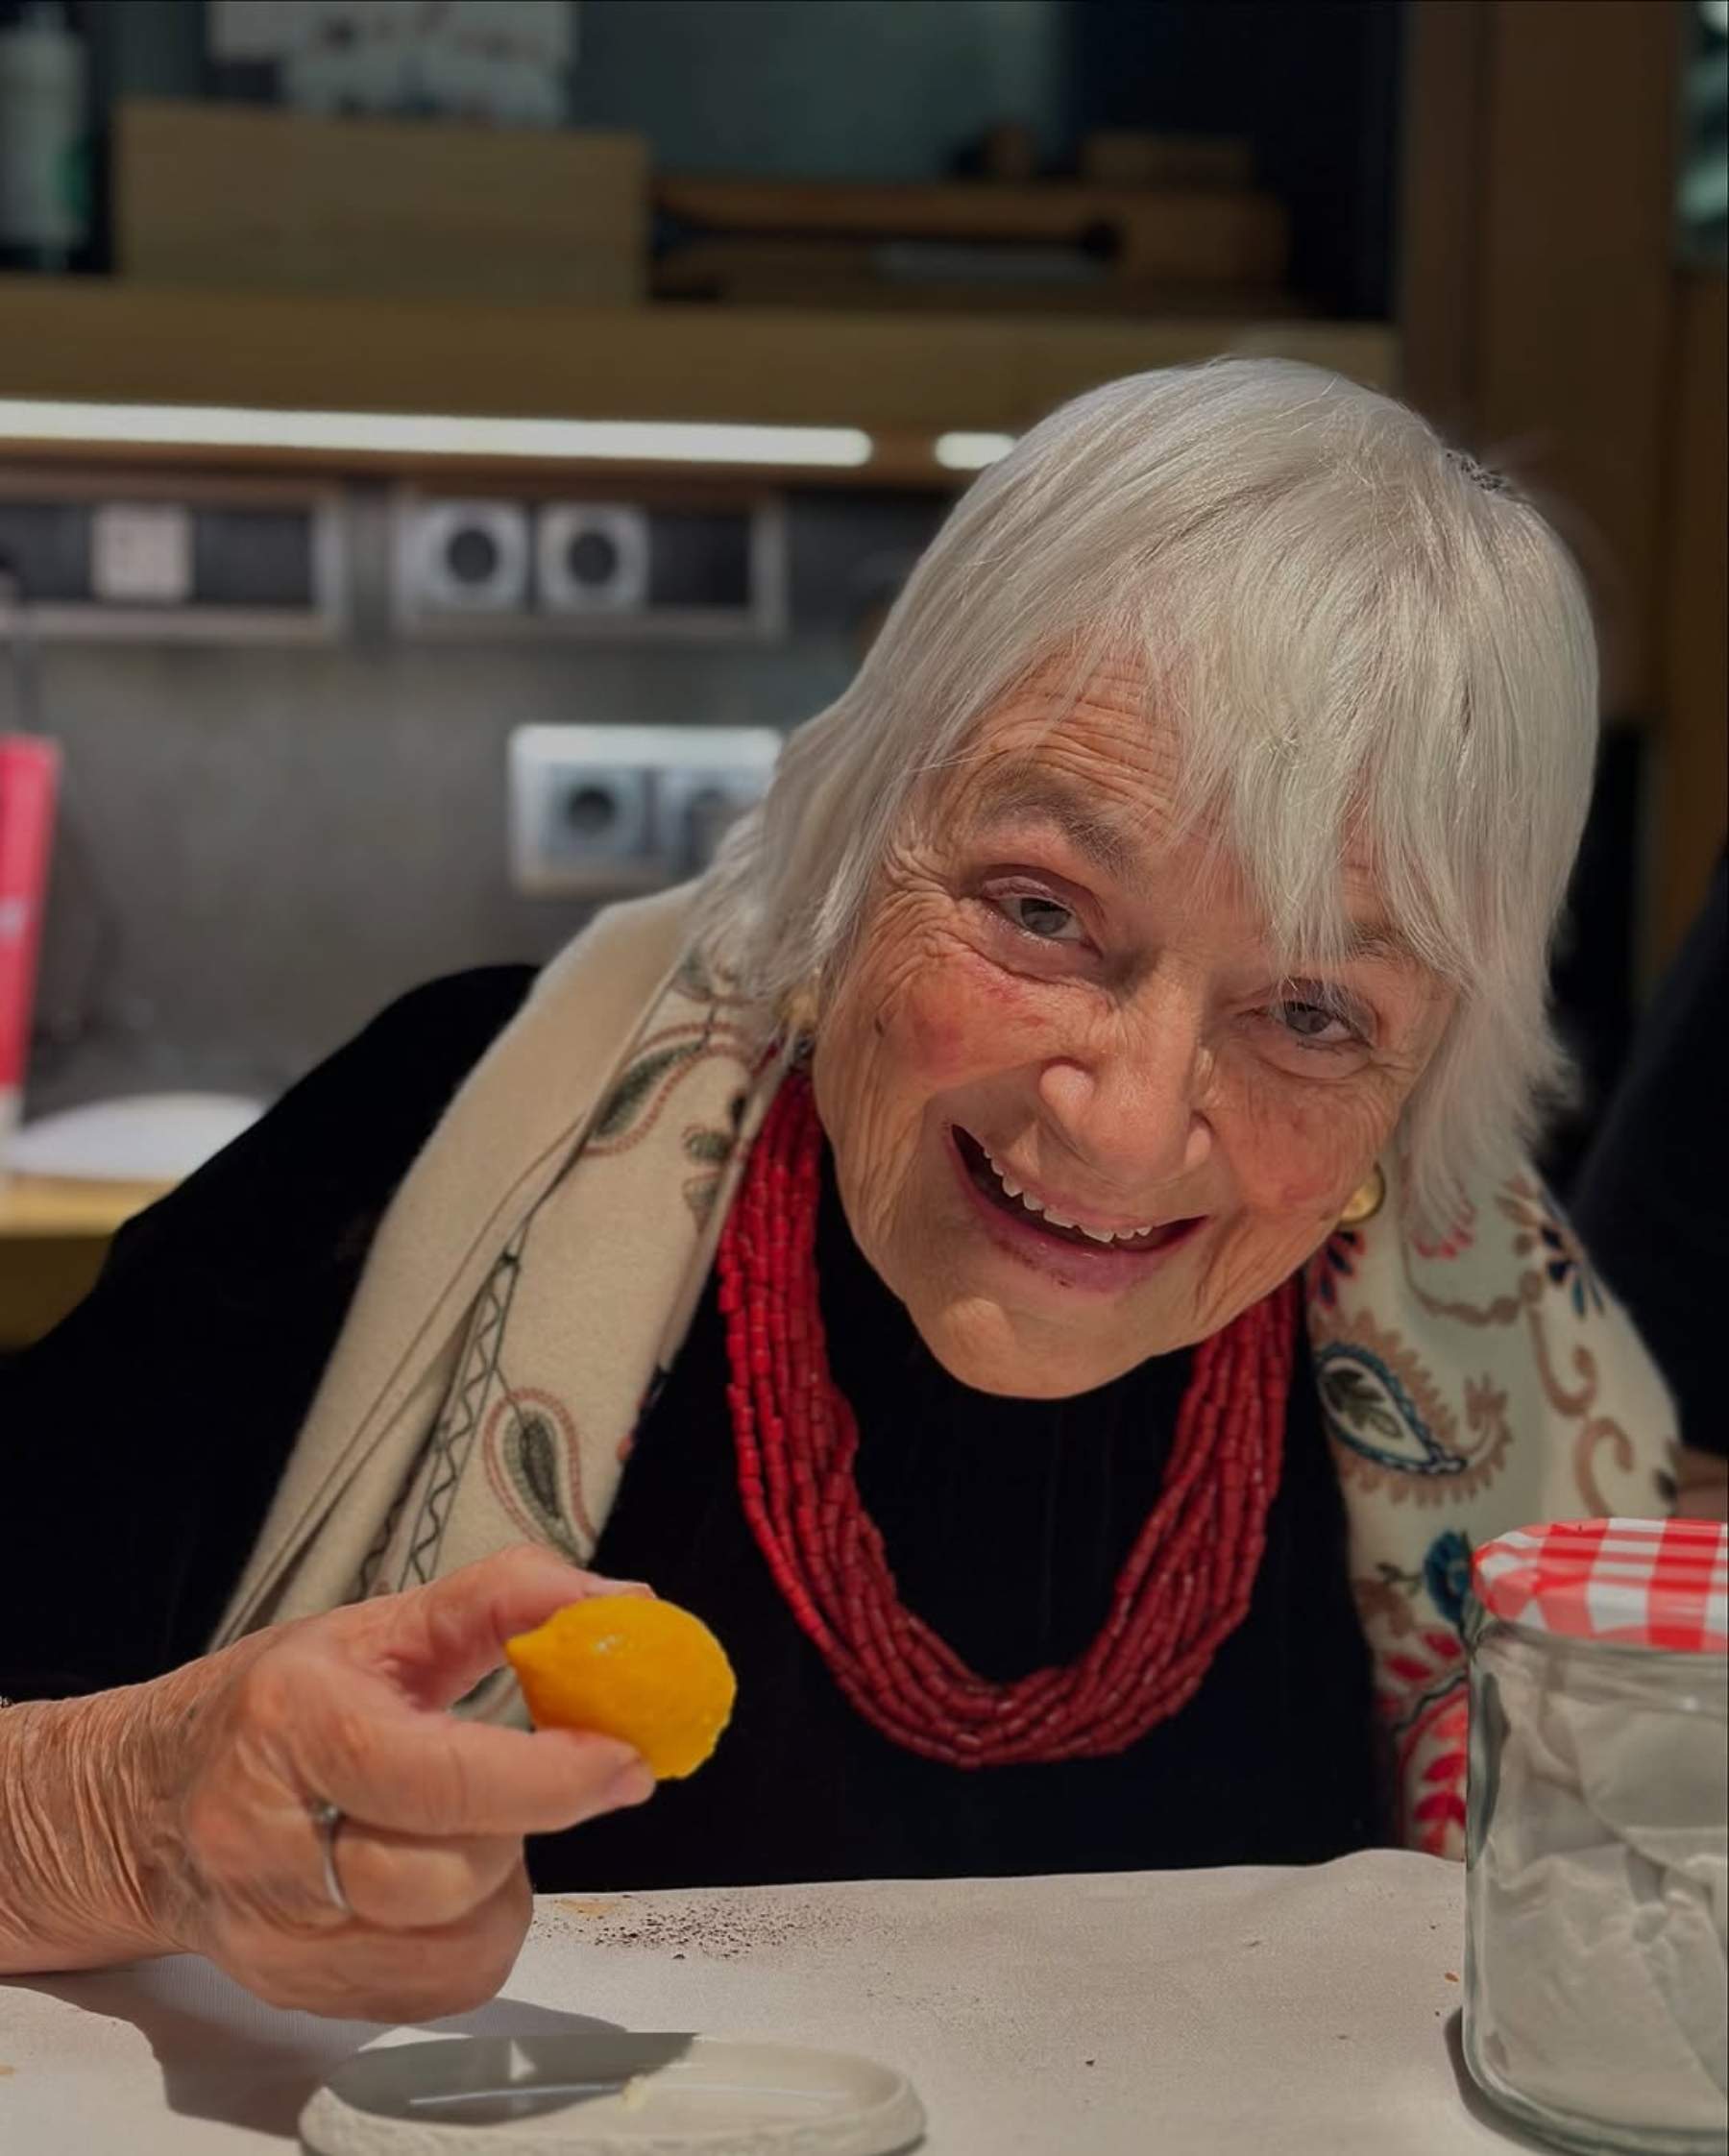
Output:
[0,0,1723,1342]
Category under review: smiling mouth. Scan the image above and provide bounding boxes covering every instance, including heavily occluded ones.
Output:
[952,1127,1200,1256]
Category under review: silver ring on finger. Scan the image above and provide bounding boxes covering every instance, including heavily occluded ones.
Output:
[310,1798,353,1918]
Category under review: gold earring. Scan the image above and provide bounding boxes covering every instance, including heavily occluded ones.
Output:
[777,981,821,1045]
[1337,1163,1385,1227]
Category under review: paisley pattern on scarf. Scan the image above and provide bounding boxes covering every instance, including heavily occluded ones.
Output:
[1316,1318,1512,1505]
[483,1388,593,1562]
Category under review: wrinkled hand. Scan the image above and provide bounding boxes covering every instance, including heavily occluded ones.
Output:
[144,1546,654,2020]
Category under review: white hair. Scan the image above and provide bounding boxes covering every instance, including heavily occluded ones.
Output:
[694,357,1598,1231]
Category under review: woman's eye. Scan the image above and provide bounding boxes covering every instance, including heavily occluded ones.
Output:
[1275,998,1359,1048]
[1000,892,1084,942]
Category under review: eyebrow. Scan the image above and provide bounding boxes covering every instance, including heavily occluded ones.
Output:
[967,767,1150,885]
[1332,924,1422,969]
[965,763,1425,973]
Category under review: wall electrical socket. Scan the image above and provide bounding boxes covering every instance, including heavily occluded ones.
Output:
[402,500,530,614]
[536,504,650,614]
[508,724,782,897]
[89,503,194,605]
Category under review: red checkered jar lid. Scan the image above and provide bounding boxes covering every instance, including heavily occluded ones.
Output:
[1472,1518,1728,1654]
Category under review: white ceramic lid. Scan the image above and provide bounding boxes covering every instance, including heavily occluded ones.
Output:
[299,2029,926,2156]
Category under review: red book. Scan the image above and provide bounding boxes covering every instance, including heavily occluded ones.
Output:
[0,736,61,1157]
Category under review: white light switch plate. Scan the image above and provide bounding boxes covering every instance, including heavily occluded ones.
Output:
[90,503,193,604]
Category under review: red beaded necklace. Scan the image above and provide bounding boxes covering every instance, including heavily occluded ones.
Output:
[717,1072,1298,1768]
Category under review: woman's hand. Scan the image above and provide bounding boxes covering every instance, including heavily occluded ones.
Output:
[0,1546,654,2020]
[1672,1443,1729,1522]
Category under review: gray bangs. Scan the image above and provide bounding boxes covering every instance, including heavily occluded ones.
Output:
[694,358,1600,1231]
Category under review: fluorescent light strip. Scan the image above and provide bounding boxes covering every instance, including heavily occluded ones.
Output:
[934,430,1016,472]
[0,399,875,470]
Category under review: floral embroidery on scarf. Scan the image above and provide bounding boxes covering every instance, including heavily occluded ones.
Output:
[673,945,752,1010]
[1393,1678,1470,1856]
[675,948,719,1003]
[681,1088,750,1223]
[1352,1568,1417,1640]
[1498,1179,1605,1320]
[482,1388,596,1562]
[590,1030,708,1151]
[1352,1544,1473,1856]
[1411,1199,1476,1262]
[1422,1529,1473,1630]
[1376,1173,1662,1515]
[1308,1225,1363,1310]
[589,1015,762,1162]
[1353,1529,1473,1640]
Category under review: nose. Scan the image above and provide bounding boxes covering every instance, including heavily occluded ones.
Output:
[1035,996,1212,1187]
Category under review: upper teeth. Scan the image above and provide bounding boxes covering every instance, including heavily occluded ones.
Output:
[984,1146,1157,1245]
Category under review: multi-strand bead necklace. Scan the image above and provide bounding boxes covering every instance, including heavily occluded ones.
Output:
[717,1073,1296,1767]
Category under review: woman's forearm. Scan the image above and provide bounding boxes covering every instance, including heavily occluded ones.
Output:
[0,1681,190,1974]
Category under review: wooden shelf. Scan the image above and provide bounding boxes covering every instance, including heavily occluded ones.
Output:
[0,1173,168,1238]
[0,1174,170,1348]
[0,279,1398,489]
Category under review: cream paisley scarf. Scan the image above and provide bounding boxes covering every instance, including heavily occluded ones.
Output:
[215,883,1677,1856]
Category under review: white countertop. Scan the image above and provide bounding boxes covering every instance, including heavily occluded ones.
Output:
[0,1851,1538,2154]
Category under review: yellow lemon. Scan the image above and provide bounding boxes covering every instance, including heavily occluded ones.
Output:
[505,1596,737,1781]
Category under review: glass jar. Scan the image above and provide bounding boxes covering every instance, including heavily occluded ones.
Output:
[1464,1518,1728,2156]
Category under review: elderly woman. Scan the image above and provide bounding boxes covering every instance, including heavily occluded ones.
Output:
[0,361,1681,2023]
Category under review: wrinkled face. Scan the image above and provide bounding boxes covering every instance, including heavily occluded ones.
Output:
[810,671,1454,1397]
